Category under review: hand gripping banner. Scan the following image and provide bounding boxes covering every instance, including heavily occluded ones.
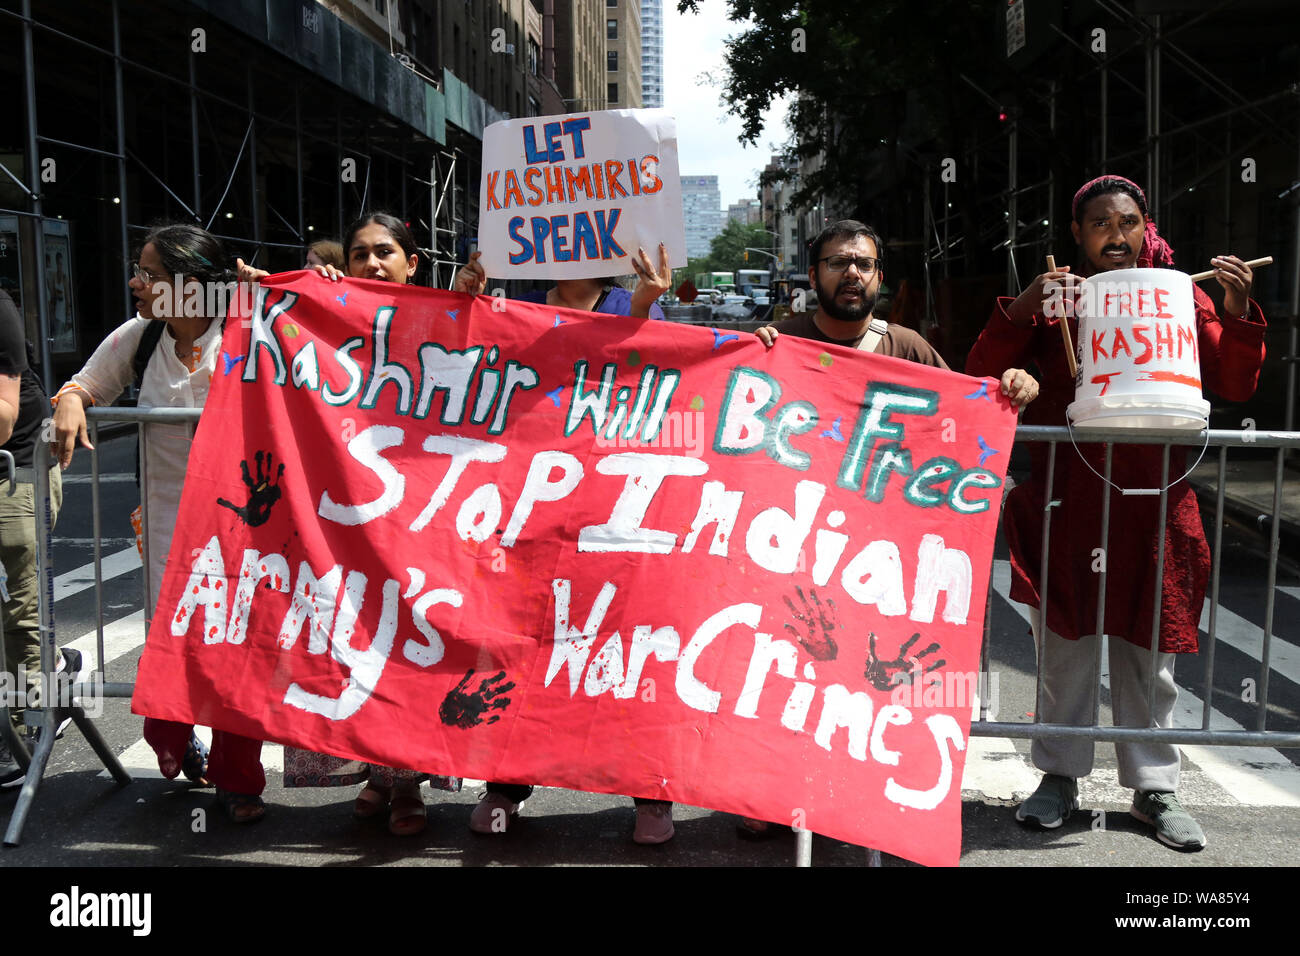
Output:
[133,273,1018,866]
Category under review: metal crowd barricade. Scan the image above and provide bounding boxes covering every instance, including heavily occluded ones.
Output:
[6,408,1297,857]
[969,423,1300,751]
[799,422,1299,867]
[2,405,197,846]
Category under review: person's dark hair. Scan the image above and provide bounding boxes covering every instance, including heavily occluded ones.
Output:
[308,239,345,270]
[343,212,419,265]
[139,223,234,284]
[1071,175,1147,223]
[808,219,885,269]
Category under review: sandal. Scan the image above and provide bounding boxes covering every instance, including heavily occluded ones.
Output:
[181,732,210,786]
[353,782,391,820]
[387,782,427,837]
[217,789,266,824]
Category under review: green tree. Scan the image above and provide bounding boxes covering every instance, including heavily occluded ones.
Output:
[678,0,1017,273]
[701,219,775,274]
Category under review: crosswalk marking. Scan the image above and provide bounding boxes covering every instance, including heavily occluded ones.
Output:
[961,733,1040,799]
[52,546,141,603]
[64,610,147,668]
[1198,601,1300,688]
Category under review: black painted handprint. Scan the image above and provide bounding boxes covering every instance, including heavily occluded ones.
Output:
[217,450,285,527]
[864,633,946,692]
[783,586,840,661]
[439,669,515,728]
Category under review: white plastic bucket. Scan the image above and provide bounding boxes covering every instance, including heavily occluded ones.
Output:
[1066,267,1209,429]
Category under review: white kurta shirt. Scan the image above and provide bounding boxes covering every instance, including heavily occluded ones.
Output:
[71,315,223,613]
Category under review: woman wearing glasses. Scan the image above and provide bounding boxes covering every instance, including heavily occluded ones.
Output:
[50,223,269,823]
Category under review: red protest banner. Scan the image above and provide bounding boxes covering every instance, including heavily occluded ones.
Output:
[133,273,1018,866]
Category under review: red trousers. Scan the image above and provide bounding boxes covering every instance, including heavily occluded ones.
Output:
[143,717,266,795]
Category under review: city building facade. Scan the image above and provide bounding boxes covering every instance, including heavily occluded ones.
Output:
[726,198,761,226]
[639,0,663,108]
[681,175,722,259]
[553,0,608,111]
[604,0,643,109]
[0,0,612,386]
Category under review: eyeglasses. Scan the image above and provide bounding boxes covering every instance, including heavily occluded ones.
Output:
[132,263,165,284]
[818,255,880,275]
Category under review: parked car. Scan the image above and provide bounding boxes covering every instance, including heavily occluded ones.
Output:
[711,294,758,323]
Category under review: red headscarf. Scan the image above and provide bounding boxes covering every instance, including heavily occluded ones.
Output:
[1071,174,1176,269]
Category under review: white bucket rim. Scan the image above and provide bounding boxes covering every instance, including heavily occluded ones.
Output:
[1067,393,1209,430]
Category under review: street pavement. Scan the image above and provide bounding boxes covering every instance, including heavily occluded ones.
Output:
[3,433,1298,870]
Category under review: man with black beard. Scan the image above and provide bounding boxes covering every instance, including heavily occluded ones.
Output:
[740,219,1037,839]
[757,220,1039,401]
[756,220,936,362]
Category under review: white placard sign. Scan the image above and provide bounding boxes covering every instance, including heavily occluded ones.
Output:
[476,109,686,280]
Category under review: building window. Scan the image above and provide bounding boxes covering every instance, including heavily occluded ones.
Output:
[607,50,617,72]
[607,19,617,40]
[528,38,540,76]
[375,0,385,14]
[608,82,618,103]
[607,0,617,6]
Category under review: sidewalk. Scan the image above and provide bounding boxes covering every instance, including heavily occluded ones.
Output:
[1189,455,1300,557]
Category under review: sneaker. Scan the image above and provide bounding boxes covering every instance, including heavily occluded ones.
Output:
[632,802,675,845]
[0,735,24,789]
[53,648,85,738]
[469,792,520,834]
[1015,774,1079,829]
[1130,790,1207,850]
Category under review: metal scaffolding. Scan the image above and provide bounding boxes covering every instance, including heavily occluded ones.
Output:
[0,0,480,385]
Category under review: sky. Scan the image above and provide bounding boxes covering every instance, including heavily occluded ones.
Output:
[662,3,792,210]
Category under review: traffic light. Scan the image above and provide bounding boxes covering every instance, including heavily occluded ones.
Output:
[744,250,749,262]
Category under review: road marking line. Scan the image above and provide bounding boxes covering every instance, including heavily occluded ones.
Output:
[64,610,147,667]
[53,546,141,603]
[962,727,1041,800]
[1199,600,1300,688]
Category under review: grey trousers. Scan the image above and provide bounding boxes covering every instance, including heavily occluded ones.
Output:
[1031,624,1181,793]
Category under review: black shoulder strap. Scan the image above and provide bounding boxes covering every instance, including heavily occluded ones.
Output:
[132,320,166,388]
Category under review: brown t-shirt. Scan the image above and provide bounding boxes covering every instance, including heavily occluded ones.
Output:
[772,312,950,370]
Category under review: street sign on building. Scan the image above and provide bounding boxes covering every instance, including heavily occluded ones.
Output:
[1006,0,1026,57]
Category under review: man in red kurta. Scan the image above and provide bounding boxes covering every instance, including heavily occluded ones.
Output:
[966,175,1266,850]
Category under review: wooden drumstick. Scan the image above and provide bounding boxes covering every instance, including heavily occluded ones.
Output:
[1187,255,1272,282]
[1046,255,1078,378]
